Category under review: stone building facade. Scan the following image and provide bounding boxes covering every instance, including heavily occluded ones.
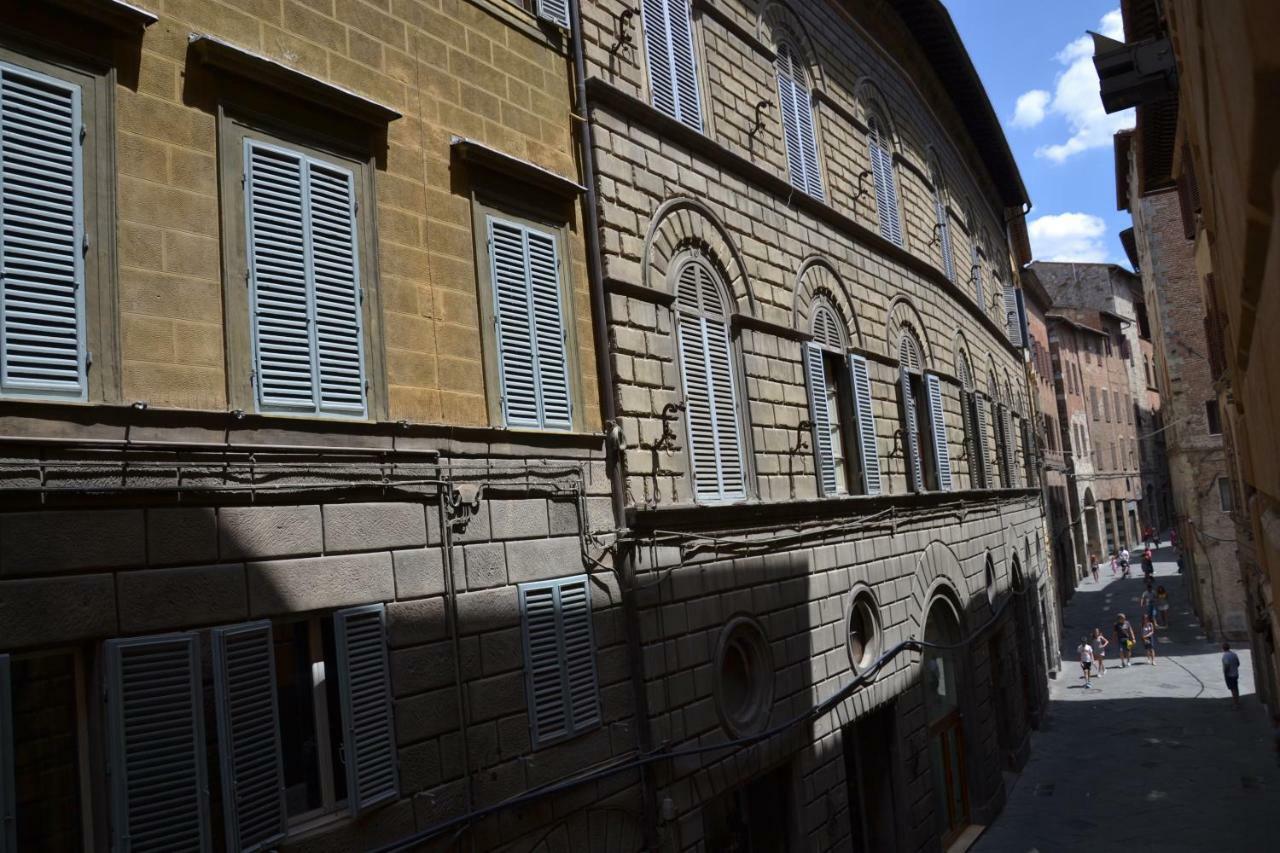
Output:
[579,0,1054,850]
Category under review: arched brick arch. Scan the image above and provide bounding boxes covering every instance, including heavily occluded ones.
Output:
[886,295,933,367]
[909,540,970,636]
[951,330,977,386]
[756,1,823,89]
[792,257,863,347]
[852,77,902,149]
[642,197,756,316]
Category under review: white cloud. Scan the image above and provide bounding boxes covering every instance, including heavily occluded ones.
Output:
[1009,8,1134,163]
[1011,89,1050,128]
[1027,212,1110,262]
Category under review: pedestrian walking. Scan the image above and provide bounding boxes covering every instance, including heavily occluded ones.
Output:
[1140,584,1157,625]
[1142,548,1154,580]
[1078,637,1094,688]
[1141,615,1157,666]
[1156,585,1170,627]
[1091,628,1109,675]
[1114,613,1136,667]
[1144,526,1156,549]
[1110,552,1119,577]
[1090,554,1100,584]
[1223,642,1241,708]
[1120,547,1131,578]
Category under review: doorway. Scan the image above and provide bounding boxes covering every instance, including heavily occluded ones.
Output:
[925,596,969,846]
[841,702,898,853]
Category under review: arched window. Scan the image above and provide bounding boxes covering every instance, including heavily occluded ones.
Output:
[957,351,987,489]
[967,208,983,309]
[776,42,823,199]
[898,331,948,492]
[868,113,902,246]
[640,0,703,131]
[804,297,874,497]
[930,157,955,282]
[675,258,746,501]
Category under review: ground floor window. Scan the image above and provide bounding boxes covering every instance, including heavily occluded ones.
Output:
[703,763,793,851]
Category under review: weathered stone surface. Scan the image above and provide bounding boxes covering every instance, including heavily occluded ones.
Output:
[392,546,446,599]
[463,542,506,590]
[387,597,448,648]
[0,575,117,647]
[395,686,460,744]
[504,536,583,584]
[488,498,549,540]
[323,502,427,553]
[247,552,393,616]
[455,587,520,635]
[219,505,322,560]
[0,510,145,575]
[146,507,219,566]
[118,563,247,632]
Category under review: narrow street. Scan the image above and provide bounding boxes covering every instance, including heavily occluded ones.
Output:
[975,544,1280,852]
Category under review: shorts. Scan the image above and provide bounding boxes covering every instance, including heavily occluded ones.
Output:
[1226,676,1239,692]
[1142,639,1153,650]
[1082,662,1092,672]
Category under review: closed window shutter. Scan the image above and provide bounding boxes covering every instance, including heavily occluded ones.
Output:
[334,604,398,814]
[972,393,991,488]
[934,187,954,282]
[970,239,983,308]
[926,373,952,491]
[212,622,287,853]
[489,217,572,430]
[535,0,570,29]
[245,141,367,418]
[519,576,600,747]
[870,119,902,246]
[849,354,881,495]
[105,635,211,853]
[0,62,86,400]
[0,654,13,853]
[805,344,837,495]
[676,262,745,501]
[1003,284,1023,347]
[641,0,702,131]
[1003,408,1019,487]
[1021,417,1037,486]
[900,368,923,492]
[776,45,823,200]
[993,403,1008,487]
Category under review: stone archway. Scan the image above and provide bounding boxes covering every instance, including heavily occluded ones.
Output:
[923,591,969,847]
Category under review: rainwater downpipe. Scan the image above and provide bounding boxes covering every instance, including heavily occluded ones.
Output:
[568,0,660,847]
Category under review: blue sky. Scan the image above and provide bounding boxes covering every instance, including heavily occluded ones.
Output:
[945,1,1134,267]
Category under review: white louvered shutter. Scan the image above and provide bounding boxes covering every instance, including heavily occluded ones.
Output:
[970,237,984,308]
[1004,284,1023,347]
[489,217,573,430]
[535,0,570,29]
[520,576,600,747]
[926,373,952,491]
[334,604,398,814]
[776,45,823,200]
[900,368,923,492]
[1003,407,1019,487]
[676,262,745,501]
[849,355,881,496]
[212,622,287,853]
[0,62,86,400]
[933,179,954,282]
[805,344,837,495]
[641,0,702,131]
[246,141,367,418]
[993,403,1008,487]
[0,654,12,853]
[869,117,902,246]
[973,393,991,488]
[105,635,211,853]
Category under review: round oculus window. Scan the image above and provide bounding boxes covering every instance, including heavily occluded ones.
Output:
[713,617,773,737]
[985,556,997,605]
[846,592,881,672]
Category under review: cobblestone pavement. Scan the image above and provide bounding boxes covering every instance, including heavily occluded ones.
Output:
[974,543,1280,853]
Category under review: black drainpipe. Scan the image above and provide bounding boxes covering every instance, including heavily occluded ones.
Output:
[568,0,660,847]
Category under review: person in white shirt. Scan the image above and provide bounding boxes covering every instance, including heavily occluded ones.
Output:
[1078,637,1094,688]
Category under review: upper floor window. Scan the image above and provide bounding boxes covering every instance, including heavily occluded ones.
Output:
[484,214,574,430]
[1205,399,1222,435]
[242,139,370,418]
[868,113,902,247]
[640,0,703,131]
[0,54,113,403]
[1003,282,1023,347]
[958,352,987,489]
[519,575,601,747]
[929,158,955,282]
[775,42,823,200]
[674,257,746,501]
[898,332,946,492]
[967,211,983,309]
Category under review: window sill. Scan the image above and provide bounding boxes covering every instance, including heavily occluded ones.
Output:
[285,809,352,843]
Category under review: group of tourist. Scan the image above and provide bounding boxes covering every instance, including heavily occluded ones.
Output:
[1076,542,1167,689]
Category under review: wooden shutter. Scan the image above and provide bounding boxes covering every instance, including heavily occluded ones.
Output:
[245,141,367,418]
[212,622,287,853]
[535,0,570,28]
[1003,284,1023,347]
[0,654,12,853]
[105,634,211,853]
[926,373,952,491]
[1002,407,1018,487]
[932,169,955,282]
[676,262,745,501]
[0,61,86,400]
[641,0,702,131]
[805,344,837,495]
[1021,417,1037,487]
[972,393,991,488]
[870,118,902,246]
[970,236,984,308]
[849,355,881,496]
[335,604,398,814]
[900,368,923,492]
[519,576,600,748]
[776,45,822,200]
[488,217,572,430]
